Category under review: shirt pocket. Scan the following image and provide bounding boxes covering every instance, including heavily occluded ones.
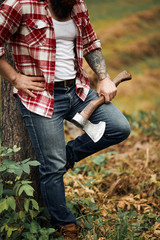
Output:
[24,19,48,46]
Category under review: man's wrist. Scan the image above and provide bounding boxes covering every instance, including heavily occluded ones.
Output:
[99,73,111,81]
[10,72,19,85]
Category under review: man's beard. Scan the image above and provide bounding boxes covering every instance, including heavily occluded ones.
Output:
[49,0,77,19]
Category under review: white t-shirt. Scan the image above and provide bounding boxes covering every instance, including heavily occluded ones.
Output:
[52,18,78,82]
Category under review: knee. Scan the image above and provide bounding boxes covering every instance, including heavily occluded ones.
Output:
[118,119,131,141]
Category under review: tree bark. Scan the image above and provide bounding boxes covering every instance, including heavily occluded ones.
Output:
[1,45,43,204]
[0,0,43,203]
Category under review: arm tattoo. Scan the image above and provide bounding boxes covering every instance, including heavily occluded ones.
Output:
[84,49,108,80]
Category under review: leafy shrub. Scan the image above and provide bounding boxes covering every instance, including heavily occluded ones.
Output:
[0,146,55,240]
[124,109,160,137]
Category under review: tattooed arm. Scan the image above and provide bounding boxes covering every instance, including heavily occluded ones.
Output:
[85,49,117,103]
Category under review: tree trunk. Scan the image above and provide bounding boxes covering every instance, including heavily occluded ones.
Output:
[0,40,43,204]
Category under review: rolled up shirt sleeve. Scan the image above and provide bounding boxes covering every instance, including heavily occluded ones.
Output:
[81,1,101,56]
[0,0,22,57]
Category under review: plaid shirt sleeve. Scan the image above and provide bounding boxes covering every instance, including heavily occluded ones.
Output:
[0,0,22,56]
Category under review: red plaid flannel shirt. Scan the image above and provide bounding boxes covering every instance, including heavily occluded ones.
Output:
[0,0,101,118]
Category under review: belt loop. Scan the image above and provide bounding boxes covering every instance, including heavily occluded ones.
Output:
[64,80,67,88]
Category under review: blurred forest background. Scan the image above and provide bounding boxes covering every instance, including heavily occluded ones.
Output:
[64,0,160,239]
[0,0,160,239]
[84,0,160,113]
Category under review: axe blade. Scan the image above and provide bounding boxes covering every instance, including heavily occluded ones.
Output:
[83,120,106,143]
[72,113,106,142]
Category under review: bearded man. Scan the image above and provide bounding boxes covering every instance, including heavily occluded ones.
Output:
[0,0,130,239]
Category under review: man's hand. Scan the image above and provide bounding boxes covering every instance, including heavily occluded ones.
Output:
[97,77,117,103]
[12,73,45,98]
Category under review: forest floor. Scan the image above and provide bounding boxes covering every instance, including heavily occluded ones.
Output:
[63,1,160,238]
[64,125,160,239]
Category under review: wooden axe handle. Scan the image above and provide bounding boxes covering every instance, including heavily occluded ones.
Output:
[80,70,132,120]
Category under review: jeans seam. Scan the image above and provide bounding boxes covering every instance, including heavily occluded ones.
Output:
[28,111,51,213]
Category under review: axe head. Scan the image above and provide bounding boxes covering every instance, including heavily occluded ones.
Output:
[72,113,106,143]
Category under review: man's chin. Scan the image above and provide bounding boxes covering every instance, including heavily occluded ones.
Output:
[49,0,77,19]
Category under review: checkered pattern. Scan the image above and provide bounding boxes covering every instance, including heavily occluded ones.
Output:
[0,0,101,118]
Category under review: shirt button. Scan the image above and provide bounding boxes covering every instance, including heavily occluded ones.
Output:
[51,62,55,67]
[50,81,53,84]
[52,46,56,50]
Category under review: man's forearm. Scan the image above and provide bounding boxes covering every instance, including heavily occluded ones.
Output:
[85,49,117,103]
[84,49,110,80]
[0,54,45,98]
[0,55,18,84]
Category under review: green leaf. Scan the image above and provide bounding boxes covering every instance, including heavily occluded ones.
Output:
[30,221,40,233]
[29,209,36,219]
[15,176,21,181]
[7,227,18,238]
[0,165,7,172]
[30,199,39,211]
[2,159,16,167]
[88,170,96,177]
[21,163,30,174]
[24,185,34,197]
[93,154,106,165]
[19,211,25,220]
[22,232,36,240]
[13,168,23,177]
[18,184,34,197]
[14,181,21,191]
[18,185,26,196]
[87,215,94,223]
[48,228,56,234]
[84,182,93,187]
[89,202,99,211]
[0,182,3,196]
[7,196,16,211]
[21,180,32,184]
[0,198,9,213]
[24,198,30,212]
[28,161,41,166]
[13,145,21,153]
[21,158,31,164]
[83,220,94,229]
[39,236,48,240]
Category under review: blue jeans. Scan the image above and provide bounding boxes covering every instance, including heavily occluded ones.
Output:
[17,84,130,227]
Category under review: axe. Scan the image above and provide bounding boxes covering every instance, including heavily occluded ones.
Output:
[72,70,132,142]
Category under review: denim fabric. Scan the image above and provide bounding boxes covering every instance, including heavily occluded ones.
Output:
[17,84,130,227]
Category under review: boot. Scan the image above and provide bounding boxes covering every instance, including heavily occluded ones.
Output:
[56,223,81,240]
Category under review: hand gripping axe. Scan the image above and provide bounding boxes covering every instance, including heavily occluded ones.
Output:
[72,70,132,142]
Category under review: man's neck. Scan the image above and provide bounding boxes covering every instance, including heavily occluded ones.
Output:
[48,1,72,22]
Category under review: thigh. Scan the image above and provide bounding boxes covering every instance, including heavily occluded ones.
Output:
[17,98,66,175]
[89,97,130,136]
[67,88,129,131]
